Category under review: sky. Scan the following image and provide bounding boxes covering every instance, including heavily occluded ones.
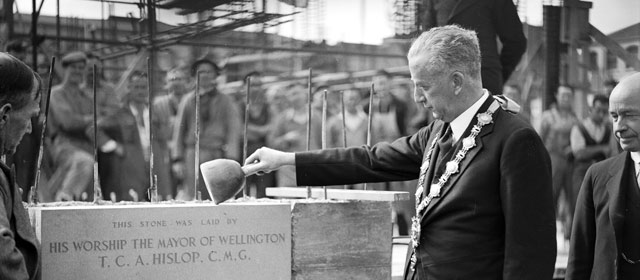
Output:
[13,0,640,45]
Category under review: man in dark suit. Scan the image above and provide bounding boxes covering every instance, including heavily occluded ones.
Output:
[567,72,640,279]
[242,25,555,279]
[0,52,42,279]
[420,0,527,95]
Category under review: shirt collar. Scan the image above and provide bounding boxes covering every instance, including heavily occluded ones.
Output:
[449,90,489,143]
[631,152,640,166]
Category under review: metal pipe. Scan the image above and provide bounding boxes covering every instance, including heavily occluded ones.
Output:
[92,64,103,202]
[30,56,56,205]
[321,89,328,199]
[147,57,157,202]
[56,0,61,55]
[194,71,201,201]
[364,83,374,191]
[242,76,251,199]
[341,91,347,148]
[306,68,312,199]
[31,0,37,70]
[341,90,347,190]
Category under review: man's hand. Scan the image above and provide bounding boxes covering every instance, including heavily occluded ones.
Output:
[242,147,295,176]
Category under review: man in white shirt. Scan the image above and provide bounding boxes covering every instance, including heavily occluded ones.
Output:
[568,94,615,227]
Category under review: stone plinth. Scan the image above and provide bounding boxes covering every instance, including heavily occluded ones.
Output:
[29,199,393,280]
[291,201,392,280]
[29,203,291,280]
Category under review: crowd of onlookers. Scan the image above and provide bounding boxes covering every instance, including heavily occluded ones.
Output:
[538,83,619,245]
[13,49,430,205]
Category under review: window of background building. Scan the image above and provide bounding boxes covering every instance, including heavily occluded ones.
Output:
[589,51,599,70]
[606,51,618,70]
[625,45,638,69]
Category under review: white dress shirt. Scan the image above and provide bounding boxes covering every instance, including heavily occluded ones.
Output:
[631,152,640,188]
[449,90,490,143]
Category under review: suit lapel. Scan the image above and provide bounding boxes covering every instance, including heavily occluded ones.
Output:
[608,152,630,251]
[448,0,481,22]
[403,121,447,277]
[421,122,448,201]
[420,97,496,220]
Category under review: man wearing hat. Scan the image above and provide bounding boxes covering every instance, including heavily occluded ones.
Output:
[0,52,42,279]
[172,58,241,200]
[47,51,119,201]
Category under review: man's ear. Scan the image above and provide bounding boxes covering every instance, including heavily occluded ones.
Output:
[451,71,465,95]
[0,104,11,128]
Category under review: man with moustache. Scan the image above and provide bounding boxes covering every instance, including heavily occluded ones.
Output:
[242,25,555,279]
[567,72,640,279]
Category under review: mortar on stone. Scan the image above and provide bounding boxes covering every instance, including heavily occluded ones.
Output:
[200,159,247,204]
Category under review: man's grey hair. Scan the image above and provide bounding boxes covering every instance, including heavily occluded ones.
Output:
[407,25,482,80]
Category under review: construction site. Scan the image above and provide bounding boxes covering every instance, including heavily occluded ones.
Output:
[0,0,639,279]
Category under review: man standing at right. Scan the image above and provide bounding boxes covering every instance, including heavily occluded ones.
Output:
[567,72,640,279]
[420,0,527,95]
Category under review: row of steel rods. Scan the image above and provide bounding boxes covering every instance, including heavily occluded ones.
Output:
[30,57,56,205]
[309,71,377,197]
[29,58,375,203]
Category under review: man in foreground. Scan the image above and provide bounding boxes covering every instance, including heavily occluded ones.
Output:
[0,52,42,279]
[242,25,556,279]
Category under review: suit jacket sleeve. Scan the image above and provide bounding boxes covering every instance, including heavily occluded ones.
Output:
[565,166,597,279]
[296,126,431,186]
[0,186,29,280]
[500,127,556,279]
[494,0,527,81]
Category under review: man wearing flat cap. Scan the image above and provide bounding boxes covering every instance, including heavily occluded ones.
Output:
[47,51,120,201]
[0,52,42,279]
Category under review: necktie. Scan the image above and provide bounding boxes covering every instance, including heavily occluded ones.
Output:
[436,123,453,166]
